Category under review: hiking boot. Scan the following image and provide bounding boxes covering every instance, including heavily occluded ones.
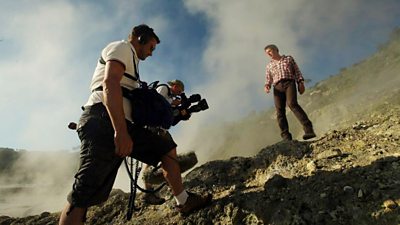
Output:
[176,192,212,216]
[142,192,166,205]
[303,132,316,140]
[281,132,292,141]
[303,125,316,140]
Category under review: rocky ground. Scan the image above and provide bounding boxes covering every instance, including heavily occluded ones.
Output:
[1,104,399,225]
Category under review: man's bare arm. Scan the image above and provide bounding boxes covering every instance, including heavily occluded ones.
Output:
[103,60,133,157]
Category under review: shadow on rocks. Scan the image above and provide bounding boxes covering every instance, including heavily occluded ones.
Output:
[194,156,400,225]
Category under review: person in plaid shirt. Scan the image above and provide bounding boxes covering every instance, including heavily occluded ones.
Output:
[264,44,316,141]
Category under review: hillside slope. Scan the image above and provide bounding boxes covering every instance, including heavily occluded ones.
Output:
[1,103,399,225]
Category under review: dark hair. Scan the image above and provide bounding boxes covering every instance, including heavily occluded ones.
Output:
[132,24,160,44]
[264,44,279,52]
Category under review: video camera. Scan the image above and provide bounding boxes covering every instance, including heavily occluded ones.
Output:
[172,93,209,125]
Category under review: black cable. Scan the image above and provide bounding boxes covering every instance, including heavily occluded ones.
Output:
[126,157,136,220]
[124,158,167,193]
[124,157,167,221]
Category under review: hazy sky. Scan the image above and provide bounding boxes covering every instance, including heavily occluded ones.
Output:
[1,0,400,151]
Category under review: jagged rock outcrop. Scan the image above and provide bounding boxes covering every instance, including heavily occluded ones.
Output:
[1,105,399,225]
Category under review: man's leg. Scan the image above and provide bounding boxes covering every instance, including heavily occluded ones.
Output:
[160,148,184,196]
[58,203,86,225]
[273,84,292,140]
[285,81,316,139]
[142,152,199,187]
[60,104,123,224]
[142,164,165,205]
[160,148,211,215]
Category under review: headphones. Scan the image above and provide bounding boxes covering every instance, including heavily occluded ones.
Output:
[135,25,154,45]
[138,33,149,45]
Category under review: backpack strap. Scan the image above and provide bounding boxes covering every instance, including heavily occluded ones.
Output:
[98,48,140,82]
[155,84,172,97]
[148,81,160,89]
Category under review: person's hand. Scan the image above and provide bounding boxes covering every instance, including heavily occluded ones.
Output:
[171,99,181,106]
[298,82,305,95]
[114,130,133,157]
[264,85,271,94]
[181,112,191,121]
[181,109,188,116]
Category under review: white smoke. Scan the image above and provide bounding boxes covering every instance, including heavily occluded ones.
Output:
[173,0,400,162]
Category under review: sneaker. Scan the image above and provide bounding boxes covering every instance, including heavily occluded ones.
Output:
[176,192,212,215]
[303,131,316,140]
[142,193,166,205]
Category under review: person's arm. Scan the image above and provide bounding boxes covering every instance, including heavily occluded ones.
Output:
[264,65,272,94]
[290,57,305,95]
[157,85,176,106]
[156,86,169,99]
[103,60,133,157]
[289,56,303,82]
[298,80,305,95]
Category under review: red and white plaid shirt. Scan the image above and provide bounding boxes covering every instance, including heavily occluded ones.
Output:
[265,55,304,87]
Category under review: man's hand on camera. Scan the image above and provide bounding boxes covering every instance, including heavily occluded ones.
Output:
[181,112,191,121]
[171,99,181,106]
[180,109,188,116]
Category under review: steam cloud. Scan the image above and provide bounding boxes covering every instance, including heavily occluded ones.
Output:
[173,0,400,163]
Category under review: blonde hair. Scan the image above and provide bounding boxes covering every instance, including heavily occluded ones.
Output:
[167,79,184,91]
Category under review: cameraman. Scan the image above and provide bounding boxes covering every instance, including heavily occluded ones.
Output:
[157,79,185,107]
[142,79,186,205]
